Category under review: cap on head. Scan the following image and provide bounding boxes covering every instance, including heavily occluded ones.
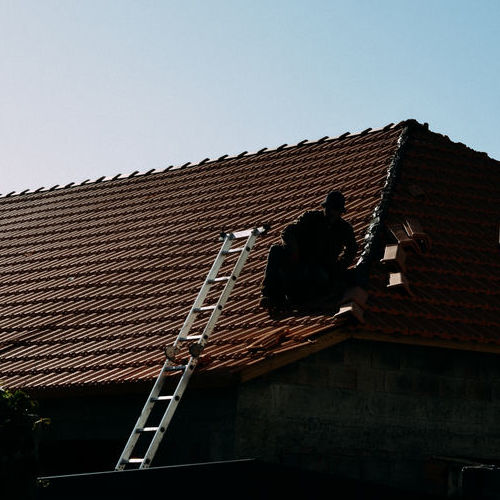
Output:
[322,190,346,213]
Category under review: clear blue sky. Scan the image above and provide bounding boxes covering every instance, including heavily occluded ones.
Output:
[1,0,499,194]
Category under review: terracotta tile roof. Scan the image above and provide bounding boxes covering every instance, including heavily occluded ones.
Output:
[0,120,499,391]
[364,125,500,345]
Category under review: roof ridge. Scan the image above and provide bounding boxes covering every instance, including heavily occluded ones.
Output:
[354,123,413,282]
[0,120,416,201]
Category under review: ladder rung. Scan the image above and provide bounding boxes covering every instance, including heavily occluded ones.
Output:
[207,276,230,284]
[230,228,262,239]
[194,305,216,312]
[165,365,186,372]
[116,226,265,471]
[151,396,173,402]
[223,246,246,255]
[179,335,202,341]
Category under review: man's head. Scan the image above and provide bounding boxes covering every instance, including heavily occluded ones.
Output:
[322,190,346,222]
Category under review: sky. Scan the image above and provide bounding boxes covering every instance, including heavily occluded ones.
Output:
[1,0,499,195]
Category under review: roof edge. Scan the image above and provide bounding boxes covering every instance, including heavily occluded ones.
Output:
[238,329,500,384]
[0,120,418,200]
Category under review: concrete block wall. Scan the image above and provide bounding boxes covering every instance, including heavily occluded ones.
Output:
[234,339,500,496]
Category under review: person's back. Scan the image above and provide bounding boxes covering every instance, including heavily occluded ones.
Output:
[295,210,328,264]
[260,190,358,315]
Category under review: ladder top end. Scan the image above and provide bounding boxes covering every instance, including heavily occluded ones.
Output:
[255,224,270,235]
[220,224,270,240]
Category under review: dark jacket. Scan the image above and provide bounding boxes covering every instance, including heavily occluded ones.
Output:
[294,210,357,273]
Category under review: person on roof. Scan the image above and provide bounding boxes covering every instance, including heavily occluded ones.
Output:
[260,190,358,316]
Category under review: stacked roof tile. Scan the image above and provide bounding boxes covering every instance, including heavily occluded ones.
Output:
[0,120,498,391]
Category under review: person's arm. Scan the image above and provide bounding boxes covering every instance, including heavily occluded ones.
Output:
[338,222,358,269]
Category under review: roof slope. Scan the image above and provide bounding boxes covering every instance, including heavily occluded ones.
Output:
[365,125,500,344]
[0,120,498,391]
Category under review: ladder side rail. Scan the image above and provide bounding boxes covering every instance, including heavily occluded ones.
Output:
[139,231,260,468]
[116,227,266,470]
[173,235,234,347]
[194,229,260,350]
[115,235,234,470]
[115,362,174,470]
[140,357,200,468]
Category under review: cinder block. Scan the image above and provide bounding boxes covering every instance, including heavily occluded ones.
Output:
[439,377,466,399]
[371,344,401,371]
[413,373,440,396]
[385,372,412,394]
[329,366,357,390]
[465,380,492,401]
[403,347,455,376]
[343,340,371,367]
[491,381,500,402]
[315,343,344,365]
[357,367,386,393]
[296,363,331,387]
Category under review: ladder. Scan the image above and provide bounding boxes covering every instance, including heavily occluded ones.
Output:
[115,226,267,470]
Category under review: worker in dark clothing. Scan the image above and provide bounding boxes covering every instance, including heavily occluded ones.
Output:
[260,190,358,315]
[259,223,304,310]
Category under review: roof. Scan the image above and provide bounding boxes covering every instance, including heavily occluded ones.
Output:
[0,119,499,392]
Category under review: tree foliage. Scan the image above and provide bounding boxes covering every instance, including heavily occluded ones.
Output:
[0,387,44,499]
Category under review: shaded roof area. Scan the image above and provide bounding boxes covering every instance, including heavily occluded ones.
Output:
[0,120,498,391]
[365,125,500,345]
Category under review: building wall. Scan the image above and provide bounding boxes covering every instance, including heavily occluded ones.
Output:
[37,386,238,475]
[234,339,500,496]
[36,338,500,495]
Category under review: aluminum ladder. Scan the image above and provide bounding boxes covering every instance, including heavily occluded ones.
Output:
[115,226,267,470]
